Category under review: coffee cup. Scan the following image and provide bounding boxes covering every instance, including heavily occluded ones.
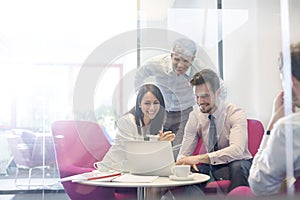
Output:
[93,160,129,172]
[171,165,190,177]
[93,161,115,171]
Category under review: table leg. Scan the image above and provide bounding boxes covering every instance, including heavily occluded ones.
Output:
[137,186,145,200]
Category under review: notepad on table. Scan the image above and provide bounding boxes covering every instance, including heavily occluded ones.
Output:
[112,174,158,183]
[59,171,122,182]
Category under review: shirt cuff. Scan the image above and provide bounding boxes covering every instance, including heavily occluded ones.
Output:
[207,152,219,165]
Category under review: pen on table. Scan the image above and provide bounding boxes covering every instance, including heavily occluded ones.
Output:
[87,172,122,181]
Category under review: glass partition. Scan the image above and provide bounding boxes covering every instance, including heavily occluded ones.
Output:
[137,0,284,127]
[1,0,300,199]
[0,0,137,198]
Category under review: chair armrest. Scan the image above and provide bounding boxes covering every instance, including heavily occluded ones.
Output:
[59,165,95,178]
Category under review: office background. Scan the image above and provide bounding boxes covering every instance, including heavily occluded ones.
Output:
[0,0,299,198]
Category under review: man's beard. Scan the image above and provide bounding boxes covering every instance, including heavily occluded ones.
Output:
[199,104,212,113]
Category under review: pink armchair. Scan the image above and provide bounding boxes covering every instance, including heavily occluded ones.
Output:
[51,120,115,199]
[51,120,136,200]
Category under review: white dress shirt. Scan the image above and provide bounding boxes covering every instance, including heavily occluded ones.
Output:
[177,101,252,164]
[248,112,300,196]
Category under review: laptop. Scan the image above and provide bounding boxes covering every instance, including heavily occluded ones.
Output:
[124,141,175,176]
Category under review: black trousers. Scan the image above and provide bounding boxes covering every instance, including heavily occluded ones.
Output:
[194,159,252,192]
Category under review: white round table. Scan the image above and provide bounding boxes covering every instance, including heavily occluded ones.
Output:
[79,173,210,200]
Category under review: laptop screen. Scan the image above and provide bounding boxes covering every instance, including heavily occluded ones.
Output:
[124,141,175,176]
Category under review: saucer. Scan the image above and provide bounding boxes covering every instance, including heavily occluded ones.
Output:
[169,174,195,181]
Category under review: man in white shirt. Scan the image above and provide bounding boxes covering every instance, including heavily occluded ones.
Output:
[176,69,252,192]
[248,42,300,196]
[135,38,214,158]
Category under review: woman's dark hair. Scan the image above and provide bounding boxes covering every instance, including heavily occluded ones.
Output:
[129,84,165,136]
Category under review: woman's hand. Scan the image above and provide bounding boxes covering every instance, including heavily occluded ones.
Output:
[158,131,175,141]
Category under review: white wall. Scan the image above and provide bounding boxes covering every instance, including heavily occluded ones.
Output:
[224,0,300,127]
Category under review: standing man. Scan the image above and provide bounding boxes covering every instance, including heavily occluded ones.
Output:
[135,38,213,158]
[176,69,252,192]
[248,42,300,196]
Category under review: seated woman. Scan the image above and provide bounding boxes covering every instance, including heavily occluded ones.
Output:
[97,83,175,172]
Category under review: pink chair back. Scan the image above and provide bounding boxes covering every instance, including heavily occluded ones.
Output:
[247,119,264,156]
[6,133,34,167]
[6,130,55,168]
[193,136,206,155]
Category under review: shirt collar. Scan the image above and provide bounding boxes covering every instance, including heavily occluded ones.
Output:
[210,99,224,119]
